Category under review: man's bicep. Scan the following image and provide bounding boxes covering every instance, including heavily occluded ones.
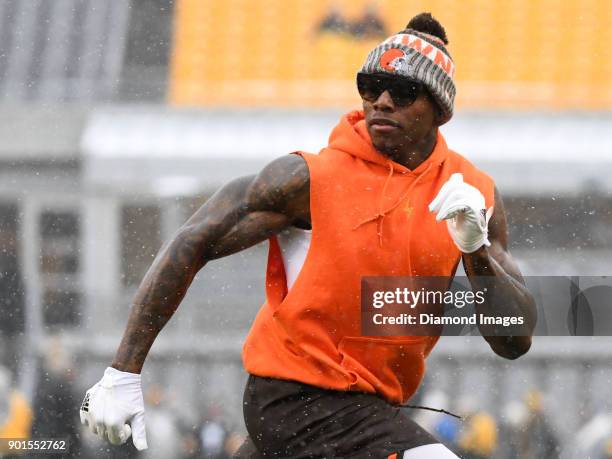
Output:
[488,187,508,249]
[183,155,309,261]
[488,187,525,283]
[246,153,310,223]
[205,208,292,259]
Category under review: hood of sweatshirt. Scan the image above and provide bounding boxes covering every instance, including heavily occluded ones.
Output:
[324,110,450,245]
[326,110,448,175]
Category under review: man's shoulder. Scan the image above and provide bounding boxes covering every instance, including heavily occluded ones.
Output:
[294,148,355,178]
[255,154,309,187]
[445,147,494,185]
[248,154,310,207]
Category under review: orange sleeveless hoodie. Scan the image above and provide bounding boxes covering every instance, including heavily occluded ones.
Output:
[243,111,495,405]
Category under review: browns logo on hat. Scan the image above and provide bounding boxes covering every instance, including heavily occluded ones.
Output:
[359,16,456,124]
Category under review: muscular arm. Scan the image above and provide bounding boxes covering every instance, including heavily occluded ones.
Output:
[462,187,537,359]
[111,154,310,373]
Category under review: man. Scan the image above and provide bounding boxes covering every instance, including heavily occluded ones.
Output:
[80,13,536,458]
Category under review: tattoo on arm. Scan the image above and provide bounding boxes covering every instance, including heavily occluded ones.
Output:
[111,155,310,373]
[111,230,206,373]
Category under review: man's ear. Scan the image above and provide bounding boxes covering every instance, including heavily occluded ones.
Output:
[432,99,445,125]
[430,105,444,127]
[436,107,445,126]
[425,92,444,126]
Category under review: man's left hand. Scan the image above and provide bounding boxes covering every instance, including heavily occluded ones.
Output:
[428,173,493,254]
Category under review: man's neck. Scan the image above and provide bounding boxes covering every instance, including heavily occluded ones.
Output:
[388,128,438,170]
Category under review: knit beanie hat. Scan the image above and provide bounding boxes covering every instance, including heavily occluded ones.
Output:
[359,13,456,124]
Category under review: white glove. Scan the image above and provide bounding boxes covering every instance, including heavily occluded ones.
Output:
[428,173,493,253]
[80,367,148,450]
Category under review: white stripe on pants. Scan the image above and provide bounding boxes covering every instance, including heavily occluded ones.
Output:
[402,443,460,458]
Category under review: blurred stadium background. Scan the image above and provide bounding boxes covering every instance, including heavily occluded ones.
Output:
[0,0,611,457]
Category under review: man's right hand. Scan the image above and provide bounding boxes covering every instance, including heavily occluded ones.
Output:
[79,367,148,450]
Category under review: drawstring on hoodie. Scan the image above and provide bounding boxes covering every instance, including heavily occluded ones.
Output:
[353,161,434,246]
[402,404,463,420]
[353,161,394,245]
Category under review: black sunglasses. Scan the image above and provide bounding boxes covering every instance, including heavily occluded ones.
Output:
[356,72,423,107]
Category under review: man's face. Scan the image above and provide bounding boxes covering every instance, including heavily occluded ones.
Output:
[360,74,438,159]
